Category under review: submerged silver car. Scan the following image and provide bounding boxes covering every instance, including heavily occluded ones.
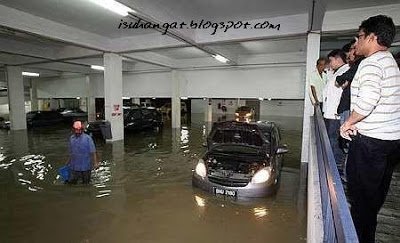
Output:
[192,121,288,198]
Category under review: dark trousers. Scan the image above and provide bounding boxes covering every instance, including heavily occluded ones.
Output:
[325,118,345,175]
[68,170,91,184]
[347,134,399,243]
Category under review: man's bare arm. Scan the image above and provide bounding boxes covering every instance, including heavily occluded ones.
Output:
[310,85,319,104]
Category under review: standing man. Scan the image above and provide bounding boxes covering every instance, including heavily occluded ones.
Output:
[309,57,328,112]
[67,120,99,184]
[340,15,400,243]
[323,49,349,175]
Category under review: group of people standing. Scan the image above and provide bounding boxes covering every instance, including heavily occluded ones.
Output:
[309,15,400,243]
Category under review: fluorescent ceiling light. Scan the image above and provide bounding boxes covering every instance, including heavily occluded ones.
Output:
[76,97,81,100]
[22,72,39,77]
[122,97,130,99]
[88,0,135,16]
[91,65,105,71]
[213,54,229,63]
[181,97,188,100]
[258,97,264,101]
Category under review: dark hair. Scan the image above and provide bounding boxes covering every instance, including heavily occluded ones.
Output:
[342,39,356,53]
[316,57,327,65]
[359,15,396,47]
[327,49,347,63]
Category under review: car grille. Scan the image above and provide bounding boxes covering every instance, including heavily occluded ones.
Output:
[208,176,250,187]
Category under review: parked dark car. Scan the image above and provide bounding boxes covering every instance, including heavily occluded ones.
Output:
[235,106,255,122]
[86,107,163,137]
[192,121,288,198]
[123,107,163,131]
[0,111,65,129]
[59,108,88,122]
[27,111,64,127]
[0,116,9,129]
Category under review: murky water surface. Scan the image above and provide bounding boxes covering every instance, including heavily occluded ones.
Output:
[0,114,307,243]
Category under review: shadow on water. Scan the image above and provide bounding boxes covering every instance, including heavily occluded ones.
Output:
[0,114,306,243]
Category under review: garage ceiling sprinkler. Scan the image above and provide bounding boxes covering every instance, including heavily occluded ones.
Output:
[87,0,135,16]
[22,72,39,77]
[213,54,229,63]
[90,65,104,71]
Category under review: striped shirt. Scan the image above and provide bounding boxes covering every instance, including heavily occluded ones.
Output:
[351,51,400,140]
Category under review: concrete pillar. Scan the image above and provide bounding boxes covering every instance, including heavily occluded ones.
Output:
[30,79,38,111]
[301,32,320,163]
[6,66,26,130]
[205,98,212,122]
[49,99,58,110]
[104,53,124,141]
[132,98,140,105]
[86,75,96,121]
[171,70,181,128]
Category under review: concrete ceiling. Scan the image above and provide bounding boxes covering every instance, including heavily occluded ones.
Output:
[0,0,399,77]
[327,0,400,11]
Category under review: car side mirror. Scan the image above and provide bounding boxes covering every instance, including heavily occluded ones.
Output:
[276,144,289,154]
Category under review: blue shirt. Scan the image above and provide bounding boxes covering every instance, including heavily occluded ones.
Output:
[69,133,96,171]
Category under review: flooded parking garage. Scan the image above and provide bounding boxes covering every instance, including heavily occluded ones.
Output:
[0,114,306,243]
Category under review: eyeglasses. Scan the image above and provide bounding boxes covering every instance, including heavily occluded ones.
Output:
[355,33,366,41]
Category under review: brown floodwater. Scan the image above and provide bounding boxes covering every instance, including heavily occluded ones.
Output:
[0,114,307,243]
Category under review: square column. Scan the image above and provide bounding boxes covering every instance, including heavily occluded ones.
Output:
[104,53,124,141]
[30,78,38,111]
[301,32,321,163]
[85,75,96,122]
[6,66,26,130]
[171,70,181,128]
[205,98,212,122]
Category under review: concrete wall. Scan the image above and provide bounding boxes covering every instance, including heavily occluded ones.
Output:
[36,64,306,100]
[260,99,304,117]
[182,66,305,99]
[36,75,87,98]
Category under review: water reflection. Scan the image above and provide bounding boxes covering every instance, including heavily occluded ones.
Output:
[194,195,206,207]
[253,207,269,219]
[0,115,307,243]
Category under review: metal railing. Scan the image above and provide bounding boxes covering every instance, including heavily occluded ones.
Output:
[308,106,358,243]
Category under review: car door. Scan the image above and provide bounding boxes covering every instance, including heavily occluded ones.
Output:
[273,126,283,176]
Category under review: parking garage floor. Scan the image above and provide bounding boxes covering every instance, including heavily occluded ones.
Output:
[0,114,339,242]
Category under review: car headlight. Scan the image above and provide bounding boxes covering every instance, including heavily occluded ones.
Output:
[195,159,207,178]
[245,112,252,117]
[251,167,271,184]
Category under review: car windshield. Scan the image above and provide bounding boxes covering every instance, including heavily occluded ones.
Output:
[210,129,263,146]
[210,144,262,154]
[26,112,37,119]
[237,106,251,112]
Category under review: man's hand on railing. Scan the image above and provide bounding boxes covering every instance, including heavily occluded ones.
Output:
[340,121,357,140]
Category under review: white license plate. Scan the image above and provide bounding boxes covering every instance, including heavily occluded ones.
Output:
[213,187,237,197]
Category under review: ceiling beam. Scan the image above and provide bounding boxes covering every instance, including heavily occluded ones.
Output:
[308,0,327,32]
[323,4,400,32]
[0,4,110,51]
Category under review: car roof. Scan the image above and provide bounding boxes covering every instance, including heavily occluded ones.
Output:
[253,121,276,133]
